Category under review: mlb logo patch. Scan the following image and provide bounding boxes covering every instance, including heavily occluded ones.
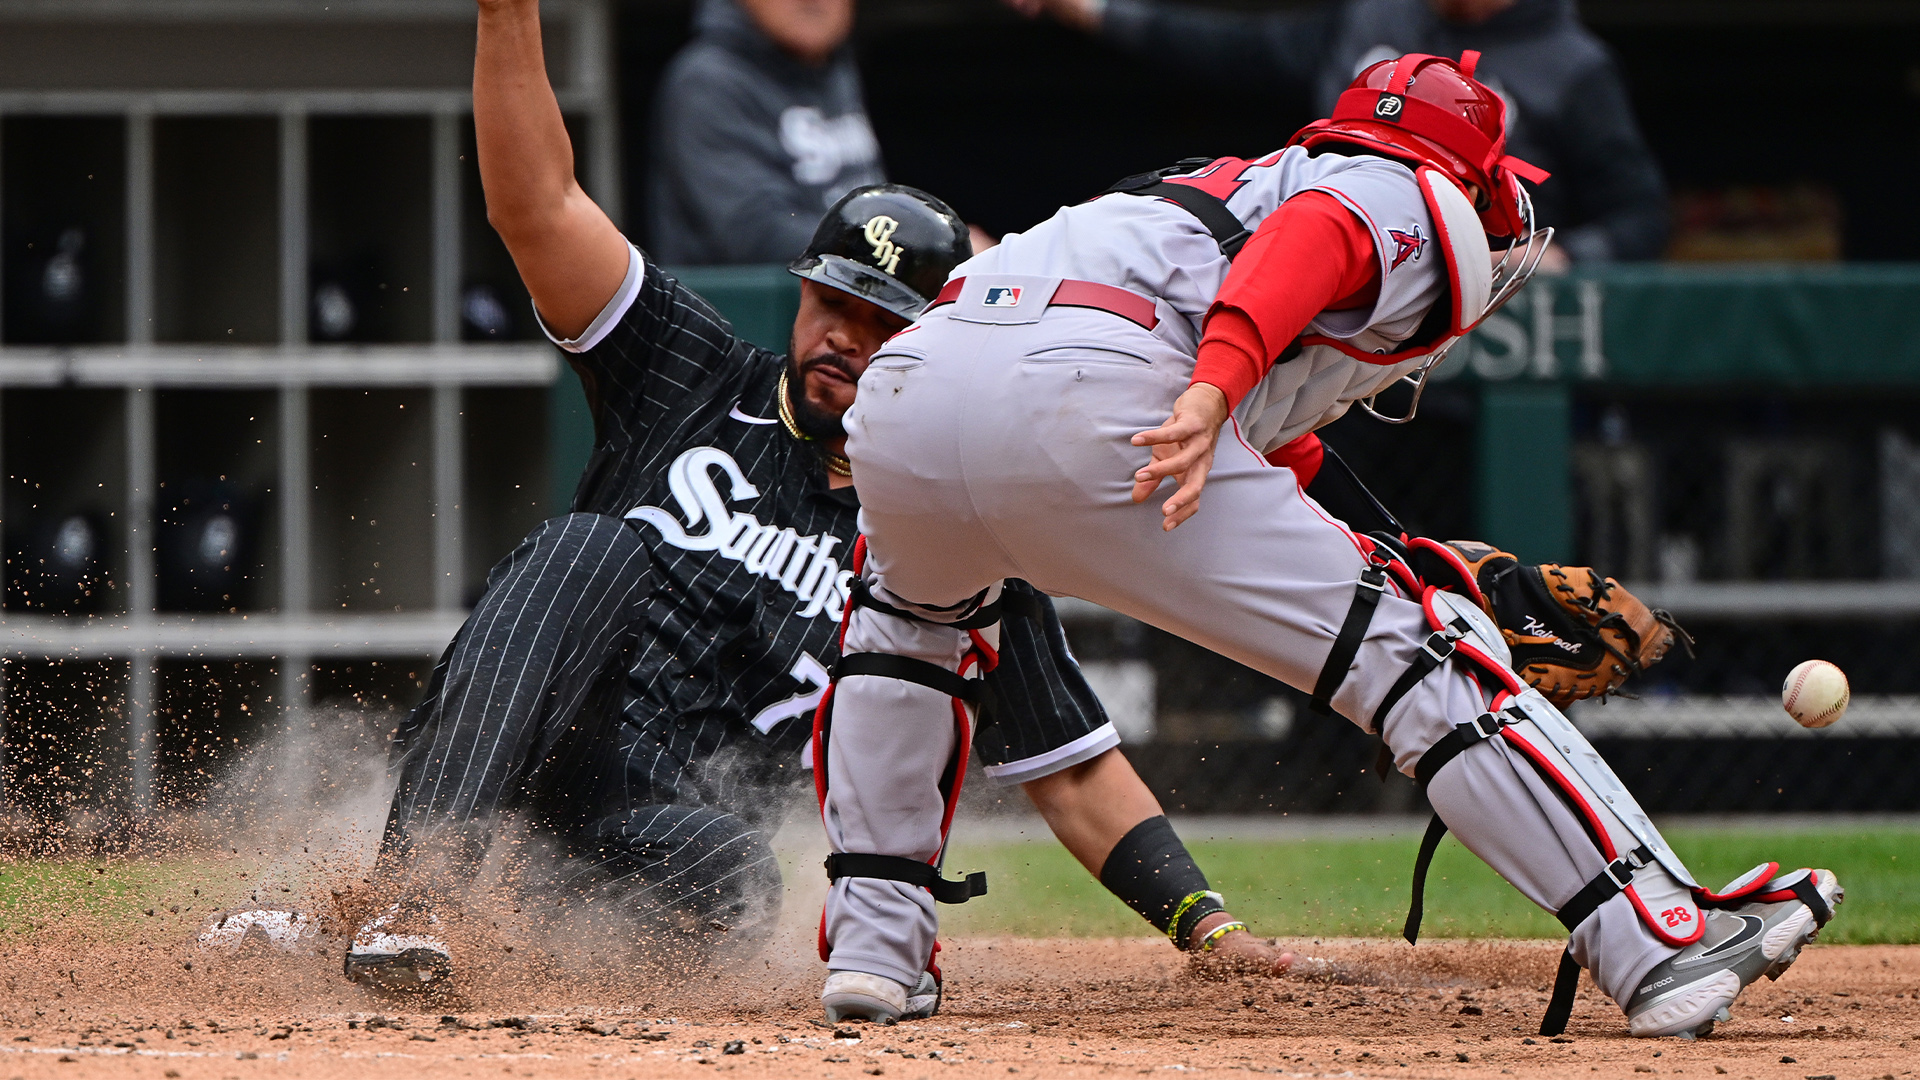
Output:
[982,286,1023,307]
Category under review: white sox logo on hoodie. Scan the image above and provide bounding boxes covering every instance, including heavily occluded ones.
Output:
[625,446,855,624]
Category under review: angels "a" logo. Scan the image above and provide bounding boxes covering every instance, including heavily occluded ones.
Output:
[1388,223,1428,270]
[863,214,904,275]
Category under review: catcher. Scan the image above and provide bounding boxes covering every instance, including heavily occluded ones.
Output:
[802,51,1835,1041]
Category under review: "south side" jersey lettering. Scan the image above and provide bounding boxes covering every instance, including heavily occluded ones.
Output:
[625,446,854,621]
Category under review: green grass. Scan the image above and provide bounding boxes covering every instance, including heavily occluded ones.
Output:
[2,824,1913,946]
[940,824,1920,945]
[0,856,257,936]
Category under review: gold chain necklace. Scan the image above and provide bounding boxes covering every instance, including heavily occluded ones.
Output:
[778,369,853,477]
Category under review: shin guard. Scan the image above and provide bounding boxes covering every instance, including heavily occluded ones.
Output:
[813,538,995,979]
[1399,587,1704,1035]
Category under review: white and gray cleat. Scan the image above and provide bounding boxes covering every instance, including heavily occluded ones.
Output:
[343,904,452,991]
[1625,867,1842,1039]
[822,971,907,1023]
[903,969,941,1018]
[197,909,317,951]
[821,968,942,1024]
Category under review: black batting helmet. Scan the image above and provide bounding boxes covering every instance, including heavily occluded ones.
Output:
[788,184,970,321]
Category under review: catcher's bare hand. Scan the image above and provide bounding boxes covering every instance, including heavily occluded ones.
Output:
[1132,383,1229,531]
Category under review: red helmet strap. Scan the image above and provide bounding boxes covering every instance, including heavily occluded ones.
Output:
[1458,49,1480,78]
[1382,52,1442,96]
[1333,86,1503,174]
[1500,154,1550,186]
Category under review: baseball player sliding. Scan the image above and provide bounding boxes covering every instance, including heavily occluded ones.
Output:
[813,52,1843,1038]
[276,0,1294,1001]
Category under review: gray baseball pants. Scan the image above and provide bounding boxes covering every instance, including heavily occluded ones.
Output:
[820,296,1676,1007]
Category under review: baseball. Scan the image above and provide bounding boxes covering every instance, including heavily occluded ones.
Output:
[1782,660,1849,729]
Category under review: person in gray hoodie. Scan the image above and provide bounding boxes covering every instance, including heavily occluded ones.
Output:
[649,0,887,265]
[1008,0,1667,267]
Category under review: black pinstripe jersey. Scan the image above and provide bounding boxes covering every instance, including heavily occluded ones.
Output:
[562,254,1110,793]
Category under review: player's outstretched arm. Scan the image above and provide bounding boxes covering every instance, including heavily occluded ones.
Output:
[474,0,630,340]
[1021,747,1292,974]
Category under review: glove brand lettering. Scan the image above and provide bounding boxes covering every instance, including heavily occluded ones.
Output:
[626,446,853,621]
[1521,614,1582,653]
[863,214,904,275]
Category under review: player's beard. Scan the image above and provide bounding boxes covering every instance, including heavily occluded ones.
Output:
[784,348,851,440]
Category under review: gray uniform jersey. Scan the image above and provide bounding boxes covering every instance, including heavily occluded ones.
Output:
[956,147,1443,451]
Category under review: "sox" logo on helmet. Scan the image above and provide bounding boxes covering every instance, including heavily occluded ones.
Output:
[863,214,904,275]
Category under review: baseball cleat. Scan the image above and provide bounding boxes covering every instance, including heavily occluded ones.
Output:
[197,909,317,951]
[343,904,452,991]
[822,971,908,1023]
[1625,868,1842,1039]
[904,969,942,1018]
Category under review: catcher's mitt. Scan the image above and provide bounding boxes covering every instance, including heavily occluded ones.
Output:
[1409,539,1692,706]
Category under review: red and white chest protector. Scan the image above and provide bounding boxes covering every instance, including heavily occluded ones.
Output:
[1236,166,1493,453]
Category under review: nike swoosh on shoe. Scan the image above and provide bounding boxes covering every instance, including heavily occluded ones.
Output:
[1676,915,1764,968]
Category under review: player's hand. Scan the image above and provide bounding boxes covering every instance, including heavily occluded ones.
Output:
[1185,912,1295,980]
[1131,382,1229,531]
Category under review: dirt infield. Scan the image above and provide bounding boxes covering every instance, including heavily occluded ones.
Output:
[0,933,1910,1080]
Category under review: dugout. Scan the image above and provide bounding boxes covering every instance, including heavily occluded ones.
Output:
[0,0,615,825]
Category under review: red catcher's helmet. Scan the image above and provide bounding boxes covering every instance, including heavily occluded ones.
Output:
[1289,51,1549,238]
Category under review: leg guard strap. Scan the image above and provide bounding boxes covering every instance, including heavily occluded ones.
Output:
[825,853,987,905]
[850,579,1003,630]
[1403,706,1521,943]
[1542,950,1585,1038]
[1403,814,1449,945]
[1370,628,1458,733]
[1789,873,1833,925]
[836,652,982,704]
[1414,707,1515,786]
[1556,845,1658,934]
[1310,548,1395,716]
[1538,844,1657,1036]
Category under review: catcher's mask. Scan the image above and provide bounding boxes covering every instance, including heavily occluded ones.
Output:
[789,184,972,322]
[1289,50,1554,326]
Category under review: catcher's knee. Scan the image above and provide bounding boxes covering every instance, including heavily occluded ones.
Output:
[1309,535,1516,745]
